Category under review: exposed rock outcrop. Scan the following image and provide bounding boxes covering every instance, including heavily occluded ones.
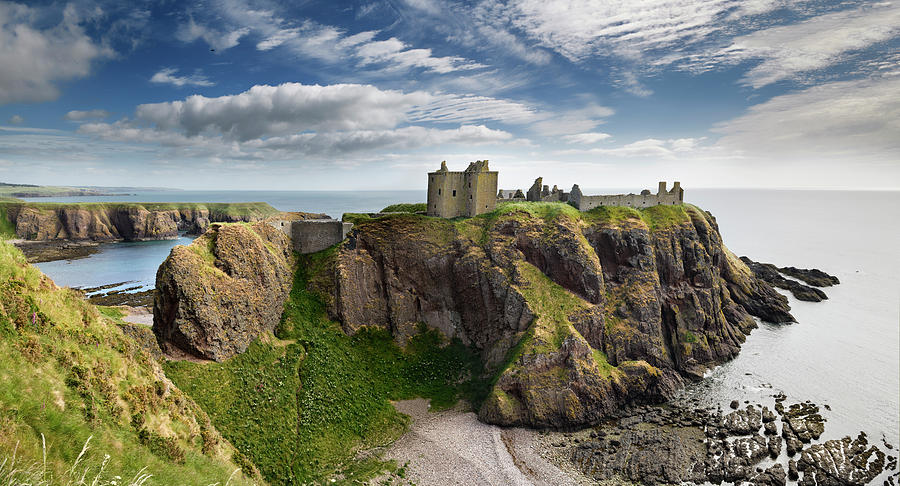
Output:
[4,202,278,242]
[740,257,834,302]
[153,222,294,361]
[316,205,795,427]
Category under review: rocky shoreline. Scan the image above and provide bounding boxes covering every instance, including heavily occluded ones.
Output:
[550,397,897,486]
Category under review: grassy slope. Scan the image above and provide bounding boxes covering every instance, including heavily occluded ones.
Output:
[165,247,487,484]
[0,241,254,485]
[380,203,426,213]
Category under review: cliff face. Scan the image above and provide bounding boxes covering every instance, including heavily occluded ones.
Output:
[4,202,278,241]
[324,204,792,427]
[153,222,294,361]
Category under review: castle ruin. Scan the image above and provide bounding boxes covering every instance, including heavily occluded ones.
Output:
[568,181,683,210]
[271,218,353,254]
[427,160,498,218]
[498,176,684,210]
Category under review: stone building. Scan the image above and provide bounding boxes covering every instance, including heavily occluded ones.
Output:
[568,181,683,210]
[271,218,353,254]
[426,160,498,218]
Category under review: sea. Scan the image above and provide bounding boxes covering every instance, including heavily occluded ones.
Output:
[26,189,900,455]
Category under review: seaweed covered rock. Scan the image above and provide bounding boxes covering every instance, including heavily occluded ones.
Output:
[153,222,294,361]
[321,203,794,427]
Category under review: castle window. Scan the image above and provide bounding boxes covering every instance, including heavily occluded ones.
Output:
[438,188,441,195]
[468,182,471,188]
[469,195,472,200]
[452,190,456,197]
[431,177,434,182]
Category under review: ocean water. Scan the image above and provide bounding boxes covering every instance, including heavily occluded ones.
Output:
[27,189,900,450]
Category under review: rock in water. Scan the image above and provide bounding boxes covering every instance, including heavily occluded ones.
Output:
[778,266,840,287]
[740,257,830,302]
[153,222,294,361]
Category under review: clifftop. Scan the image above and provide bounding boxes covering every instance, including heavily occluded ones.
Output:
[324,201,791,427]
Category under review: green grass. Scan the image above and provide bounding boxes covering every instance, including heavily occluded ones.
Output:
[380,203,426,213]
[513,262,591,355]
[0,240,254,485]
[0,205,16,239]
[166,246,488,484]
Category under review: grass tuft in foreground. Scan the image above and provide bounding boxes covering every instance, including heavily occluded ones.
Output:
[0,241,253,484]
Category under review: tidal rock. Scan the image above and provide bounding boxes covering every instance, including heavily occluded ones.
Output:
[751,463,787,486]
[782,403,825,445]
[153,222,294,361]
[798,433,885,485]
[722,405,762,435]
[778,266,840,287]
[788,459,799,480]
[741,257,830,302]
[768,435,782,458]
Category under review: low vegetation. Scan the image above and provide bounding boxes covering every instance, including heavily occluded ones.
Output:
[165,246,488,484]
[0,241,253,484]
[380,203,426,213]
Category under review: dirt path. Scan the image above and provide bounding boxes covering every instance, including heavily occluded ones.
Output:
[382,399,588,486]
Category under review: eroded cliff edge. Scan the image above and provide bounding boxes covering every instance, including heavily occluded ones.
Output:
[2,201,280,241]
[322,203,792,427]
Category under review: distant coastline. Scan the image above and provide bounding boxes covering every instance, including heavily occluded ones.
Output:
[0,182,185,199]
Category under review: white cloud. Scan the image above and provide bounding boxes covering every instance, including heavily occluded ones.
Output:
[355,37,486,74]
[530,103,615,136]
[487,0,738,62]
[408,94,538,124]
[77,82,523,159]
[0,3,111,104]
[8,115,23,124]
[682,3,900,88]
[176,17,248,51]
[562,132,612,144]
[713,76,900,160]
[150,68,215,87]
[558,137,707,158]
[64,109,110,121]
[475,24,552,65]
[243,125,513,155]
[133,83,428,140]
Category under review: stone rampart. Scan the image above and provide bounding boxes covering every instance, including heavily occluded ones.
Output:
[270,219,352,254]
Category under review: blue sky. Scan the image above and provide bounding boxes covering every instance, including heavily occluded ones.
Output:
[0,0,898,190]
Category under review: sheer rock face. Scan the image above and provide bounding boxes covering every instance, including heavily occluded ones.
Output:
[7,205,264,241]
[153,222,294,361]
[321,207,793,428]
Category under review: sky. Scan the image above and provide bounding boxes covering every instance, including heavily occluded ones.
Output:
[0,0,898,191]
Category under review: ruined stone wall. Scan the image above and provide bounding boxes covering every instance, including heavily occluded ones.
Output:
[465,170,498,216]
[427,171,467,217]
[569,183,683,211]
[270,219,352,254]
[427,161,498,218]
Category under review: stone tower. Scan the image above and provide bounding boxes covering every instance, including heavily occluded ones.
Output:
[427,160,499,218]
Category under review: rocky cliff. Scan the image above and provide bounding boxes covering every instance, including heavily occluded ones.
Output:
[3,202,279,241]
[322,203,792,427]
[153,222,294,361]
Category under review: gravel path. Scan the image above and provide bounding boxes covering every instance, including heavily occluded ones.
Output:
[382,399,587,486]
